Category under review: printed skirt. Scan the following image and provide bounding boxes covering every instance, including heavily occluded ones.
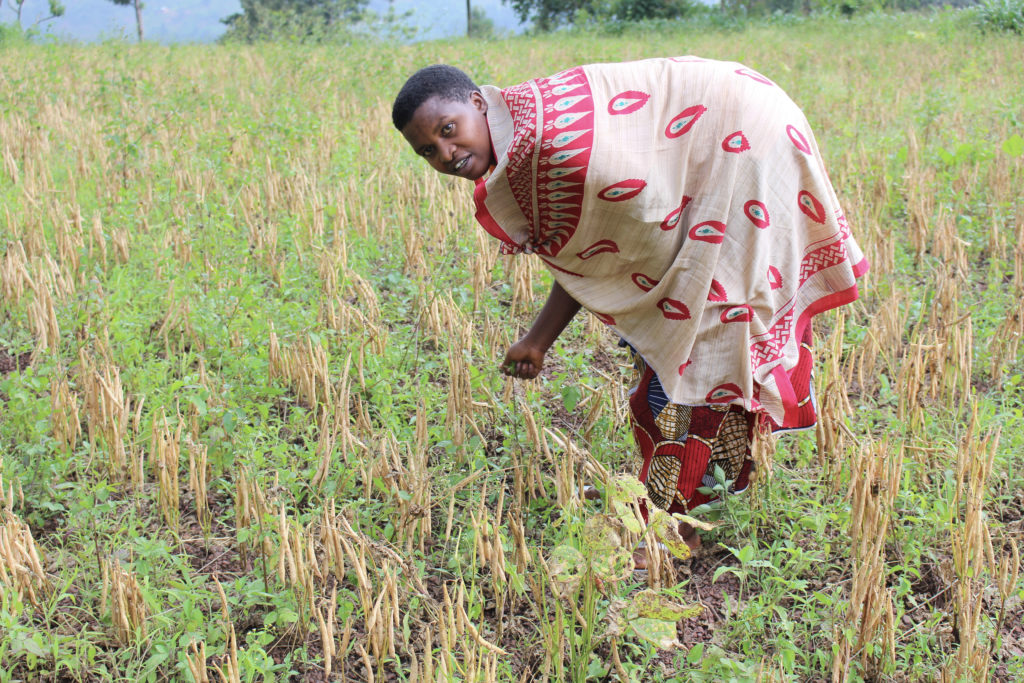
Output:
[626,324,815,513]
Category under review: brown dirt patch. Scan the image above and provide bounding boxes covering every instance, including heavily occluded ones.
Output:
[0,346,31,374]
[676,546,744,644]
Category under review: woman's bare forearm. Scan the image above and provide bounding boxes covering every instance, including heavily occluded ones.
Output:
[522,280,582,352]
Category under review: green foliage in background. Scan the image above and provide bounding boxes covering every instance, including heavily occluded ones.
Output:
[969,0,1024,32]
[506,0,698,31]
[220,0,371,43]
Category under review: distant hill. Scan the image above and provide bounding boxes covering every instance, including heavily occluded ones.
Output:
[1,0,524,43]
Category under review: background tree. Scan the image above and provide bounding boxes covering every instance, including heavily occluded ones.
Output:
[5,0,64,28]
[107,0,144,42]
[468,4,498,37]
[221,0,370,43]
[614,0,691,20]
[504,0,693,30]
[505,0,592,31]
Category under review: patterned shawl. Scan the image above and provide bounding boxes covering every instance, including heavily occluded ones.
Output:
[473,57,868,428]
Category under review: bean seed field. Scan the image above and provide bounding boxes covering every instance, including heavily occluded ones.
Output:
[1,11,1022,682]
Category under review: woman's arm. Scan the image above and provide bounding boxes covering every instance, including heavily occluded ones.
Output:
[502,280,582,379]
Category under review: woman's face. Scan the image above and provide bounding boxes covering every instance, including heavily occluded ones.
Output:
[401,91,493,181]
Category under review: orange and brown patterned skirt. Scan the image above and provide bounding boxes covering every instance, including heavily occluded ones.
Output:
[627,324,816,514]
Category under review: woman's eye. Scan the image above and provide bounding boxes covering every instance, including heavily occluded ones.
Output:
[443,122,454,134]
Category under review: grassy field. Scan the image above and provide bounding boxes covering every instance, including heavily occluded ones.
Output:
[1,10,1022,682]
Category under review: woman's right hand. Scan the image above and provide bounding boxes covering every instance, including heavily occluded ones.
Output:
[501,338,546,379]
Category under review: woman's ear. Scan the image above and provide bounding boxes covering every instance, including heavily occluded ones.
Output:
[471,90,488,115]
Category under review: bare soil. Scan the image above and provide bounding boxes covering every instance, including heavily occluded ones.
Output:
[0,346,31,374]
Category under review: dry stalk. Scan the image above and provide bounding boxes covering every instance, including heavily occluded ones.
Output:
[542,427,581,511]
[0,509,49,608]
[470,229,497,310]
[234,470,253,569]
[518,397,550,502]
[157,289,202,355]
[446,340,472,454]
[54,214,83,280]
[319,499,347,583]
[187,439,211,534]
[317,247,341,299]
[274,506,320,636]
[989,294,1023,382]
[321,296,369,334]
[88,211,108,270]
[896,331,929,434]
[0,240,31,306]
[80,352,133,484]
[817,313,853,488]
[186,640,211,683]
[32,252,74,301]
[372,434,433,555]
[1013,208,1024,292]
[270,332,333,413]
[50,374,81,454]
[315,585,338,679]
[112,227,130,263]
[347,272,381,327]
[101,557,148,644]
[213,625,241,683]
[834,439,903,681]
[944,417,1000,681]
[845,295,904,394]
[150,410,182,531]
[234,470,272,574]
[310,408,338,492]
[471,484,508,622]
[505,509,534,574]
[400,216,426,277]
[26,278,60,356]
[507,254,538,316]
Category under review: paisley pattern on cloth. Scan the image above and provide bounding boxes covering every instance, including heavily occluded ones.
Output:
[474,56,867,432]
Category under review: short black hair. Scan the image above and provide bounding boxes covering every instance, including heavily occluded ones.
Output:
[392,64,480,131]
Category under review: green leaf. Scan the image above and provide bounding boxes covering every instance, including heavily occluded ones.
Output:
[1002,134,1024,157]
[955,141,976,162]
[687,642,704,665]
[629,589,703,621]
[11,632,46,657]
[561,385,581,412]
[222,409,239,434]
[582,513,622,557]
[713,565,741,583]
[608,474,647,504]
[591,545,634,581]
[547,544,585,595]
[188,394,208,418]
[648,510,711,560]
[630,617,681,650]
[612,500,642,534]
[672,513,715,532]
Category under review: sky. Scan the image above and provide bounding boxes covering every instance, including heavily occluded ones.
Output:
[1,0,525,43]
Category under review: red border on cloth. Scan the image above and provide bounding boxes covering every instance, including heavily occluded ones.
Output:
[473,178,520,250]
